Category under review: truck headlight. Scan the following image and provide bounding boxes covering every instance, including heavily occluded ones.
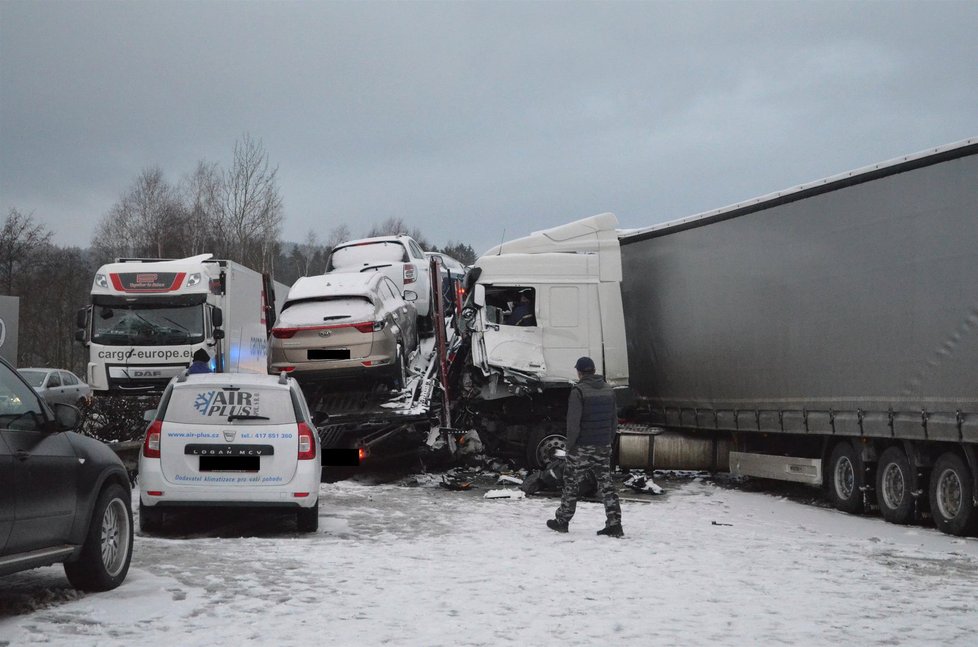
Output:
[95,273,108,288]
[186,273,202,287]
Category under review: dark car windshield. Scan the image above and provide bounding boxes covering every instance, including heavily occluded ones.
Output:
[92,303,205,346]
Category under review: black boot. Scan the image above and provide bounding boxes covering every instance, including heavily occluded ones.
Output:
[547,519,569,533]
[596,523,623,538]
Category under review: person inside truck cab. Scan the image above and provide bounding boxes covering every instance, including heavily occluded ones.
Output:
[504,289,535,326]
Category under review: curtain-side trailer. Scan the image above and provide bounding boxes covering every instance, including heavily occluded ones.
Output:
[619,138,978,535]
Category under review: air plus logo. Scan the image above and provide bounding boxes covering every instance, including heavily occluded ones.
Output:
[193,390,259,417]
[194,391,217,415]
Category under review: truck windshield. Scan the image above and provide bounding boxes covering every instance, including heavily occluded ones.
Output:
[92,303,206,346]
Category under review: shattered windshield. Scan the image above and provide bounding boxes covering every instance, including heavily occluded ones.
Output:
[92,303,206,346]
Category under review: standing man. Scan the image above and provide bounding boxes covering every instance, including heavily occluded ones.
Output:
[547,356,623,537]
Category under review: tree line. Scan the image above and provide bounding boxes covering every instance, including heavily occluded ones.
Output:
[2,133,477,374]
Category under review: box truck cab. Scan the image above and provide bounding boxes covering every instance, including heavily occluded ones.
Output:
[77,255,285,394]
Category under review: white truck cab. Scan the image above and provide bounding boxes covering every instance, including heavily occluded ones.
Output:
[77,255,285,394]
[467,213,628,393]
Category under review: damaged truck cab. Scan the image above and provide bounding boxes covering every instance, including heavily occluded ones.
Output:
[459,213,629,467]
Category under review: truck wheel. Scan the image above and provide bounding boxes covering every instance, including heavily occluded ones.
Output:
[929,452,978,536]
[297,498,319,533]
[139,500,164,533]
[526,427,566,469]
[876,446,915,524]
[827,441,864,514]
[64,484,133,591]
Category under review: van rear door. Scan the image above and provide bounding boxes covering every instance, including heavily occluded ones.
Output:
[159,384,301,486]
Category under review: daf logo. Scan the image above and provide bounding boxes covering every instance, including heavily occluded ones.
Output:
[131,369,162,378]
[223,429,236,442]
[318,330,331,337]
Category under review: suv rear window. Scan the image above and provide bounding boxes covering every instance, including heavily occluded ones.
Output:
[163,386,297,425]
[329,242,407,269]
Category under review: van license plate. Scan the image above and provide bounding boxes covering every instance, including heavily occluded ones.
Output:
[199,456,260,472]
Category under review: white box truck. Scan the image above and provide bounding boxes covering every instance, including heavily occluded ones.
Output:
[76,254,287,394]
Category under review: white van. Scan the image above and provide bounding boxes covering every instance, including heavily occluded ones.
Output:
[138,372,321,532]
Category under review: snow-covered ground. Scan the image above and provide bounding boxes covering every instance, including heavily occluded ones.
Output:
[2,473,978,646]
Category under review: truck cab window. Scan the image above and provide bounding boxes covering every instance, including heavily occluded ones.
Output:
[484,287,536,327]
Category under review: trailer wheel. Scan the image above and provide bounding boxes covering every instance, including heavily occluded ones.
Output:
[876,446,914,524]
[929,452,978,536]
[827,441,864,514]
[526,427,566,469]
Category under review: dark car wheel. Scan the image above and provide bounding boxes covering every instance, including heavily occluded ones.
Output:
[297,498,319,533]
[64,483,133,591]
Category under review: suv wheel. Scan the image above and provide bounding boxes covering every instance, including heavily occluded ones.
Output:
[64,483,133,591]
[297,498,319,533]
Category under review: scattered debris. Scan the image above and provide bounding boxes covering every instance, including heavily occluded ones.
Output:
[440,474,474,491]
[712,521,733,527]
[484,489,525,500]
[623,472,664,495]
[497,474,524,486]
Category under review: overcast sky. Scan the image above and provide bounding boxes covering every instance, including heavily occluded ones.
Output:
[1,0,975,256]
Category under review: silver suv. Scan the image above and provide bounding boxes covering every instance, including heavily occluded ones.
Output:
[326,235,433,330]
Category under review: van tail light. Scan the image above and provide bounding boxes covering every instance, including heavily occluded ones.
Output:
[403,263,417,284]
[272,328,297,339]
[353,321,385,333]
[143,420,162,458]
[298,422,316,460]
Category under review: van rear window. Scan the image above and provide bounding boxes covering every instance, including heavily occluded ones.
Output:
[164,387,296,425]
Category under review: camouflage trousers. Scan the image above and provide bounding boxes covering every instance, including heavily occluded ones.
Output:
[555,445,622,527]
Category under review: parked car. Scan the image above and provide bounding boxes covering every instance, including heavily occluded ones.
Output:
[424,251,468,311]
[269,272,419,386]
[0,357,133,590]
[325,234,433,330]
[19,368,93,407]
[138,372,322,533]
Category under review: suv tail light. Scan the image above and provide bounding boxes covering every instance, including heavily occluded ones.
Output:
[272,328,297,339]
[143,420,162,458]
[298,422,316,460]
[353,321,385,333]
[403,263,417,284]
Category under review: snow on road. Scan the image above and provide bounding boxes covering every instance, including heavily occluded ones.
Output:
[2,475,978,646]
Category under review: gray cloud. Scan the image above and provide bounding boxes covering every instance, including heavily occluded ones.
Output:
[2,1,976,257]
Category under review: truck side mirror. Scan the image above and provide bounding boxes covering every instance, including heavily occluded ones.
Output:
[74,330,86,343]
[213,329,225,340]
[212,307,223,328]
[75,306,89,329]
[473,284,486,307]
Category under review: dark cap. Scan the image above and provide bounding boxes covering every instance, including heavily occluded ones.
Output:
[574,356,595,372]
[193,349,210,363]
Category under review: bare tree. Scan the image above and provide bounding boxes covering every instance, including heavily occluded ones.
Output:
[0,208,53,294]
[181,160,222,256]
[91,167,182,262]
[219,134,283,272]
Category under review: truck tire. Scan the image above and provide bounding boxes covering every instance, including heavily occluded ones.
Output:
[929,452,978,536]
[139,500,164,533]
[64,483,133,591]
[827,441,864,514]
[526,427,566,469]
[876,446,915,524]
[297,498,319,533]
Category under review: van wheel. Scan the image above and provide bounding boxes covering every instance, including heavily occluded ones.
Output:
[64,484,133,591]
[297,499,319,533]
[526,426,566,470]
[929,452,978,536]
[827,441,865,514]
[139,501,164,533]
[876,446,915,524]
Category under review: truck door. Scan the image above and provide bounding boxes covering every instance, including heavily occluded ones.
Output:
[540,284,591,382]
[472,285,546,376]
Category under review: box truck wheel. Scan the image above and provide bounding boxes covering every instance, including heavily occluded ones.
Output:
[876,446,915,524]
[827,441,864,514]
[929,452,977,536]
